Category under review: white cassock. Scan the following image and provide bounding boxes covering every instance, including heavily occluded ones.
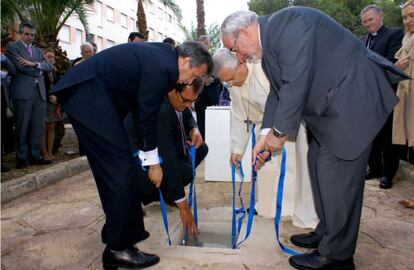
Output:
[229,62,318,229]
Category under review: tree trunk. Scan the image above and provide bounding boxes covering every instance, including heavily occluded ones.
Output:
[137,0,149,40]
[196,0,206,38]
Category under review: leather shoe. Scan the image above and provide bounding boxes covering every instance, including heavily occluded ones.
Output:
[379,177,393,189]
[365,170,380,180]
[29,159,52,165]
[289,250,355,270]
[102,246,160,269]
[16,159,28,169]
[290,231,321,249]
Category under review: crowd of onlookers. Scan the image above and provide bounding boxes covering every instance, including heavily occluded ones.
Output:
[1,4,413,206]
[0,22,229,174]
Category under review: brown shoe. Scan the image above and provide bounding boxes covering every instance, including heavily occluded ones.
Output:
[399,199,414,209]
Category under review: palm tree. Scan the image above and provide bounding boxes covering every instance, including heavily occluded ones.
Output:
[137,0,148,40]
[3,0,94,74]
[136,0,183,41]
[196,0,206,38]
[181,23,220,53]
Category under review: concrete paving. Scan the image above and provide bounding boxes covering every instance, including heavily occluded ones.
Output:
[1,162,414,270]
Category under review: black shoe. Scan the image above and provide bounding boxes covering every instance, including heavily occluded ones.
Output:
[289,250,355,270]
[102,246,160,270]
[379,177,393,189]
[16,159,28,169]
[365,170,380,180]
[29,159,52,165]
[290,231,321,249]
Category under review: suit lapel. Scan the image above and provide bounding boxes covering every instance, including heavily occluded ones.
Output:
[17,41,32,60]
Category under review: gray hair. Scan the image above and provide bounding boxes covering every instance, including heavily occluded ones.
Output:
[198,35,210,43]
[212,48,238,77]
[19,21,35,34]
[80,42,93,51]
[176,41,214,75]
[221,10,258,38]
[360,5,383,18]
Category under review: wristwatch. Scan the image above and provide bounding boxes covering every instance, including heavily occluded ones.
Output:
[272,127,286,138]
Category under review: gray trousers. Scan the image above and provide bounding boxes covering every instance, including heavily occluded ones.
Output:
[308,135,371,260]
[13,87,46,161]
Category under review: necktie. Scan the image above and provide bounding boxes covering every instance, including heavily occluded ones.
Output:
[27,45,33,59]
[176,111,187,157]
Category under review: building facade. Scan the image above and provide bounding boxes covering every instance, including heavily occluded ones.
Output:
[59,0,184,59]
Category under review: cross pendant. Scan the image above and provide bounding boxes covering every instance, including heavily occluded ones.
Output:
[244,118,253,133]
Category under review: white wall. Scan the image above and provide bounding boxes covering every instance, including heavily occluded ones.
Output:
[59,0,185,60]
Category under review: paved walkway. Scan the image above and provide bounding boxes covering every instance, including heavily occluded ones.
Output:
[1,162,414,270]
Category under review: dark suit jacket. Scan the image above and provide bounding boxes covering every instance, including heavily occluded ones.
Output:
[53,42,179,152]
[6,40,52,100]
[126,99,198,201]
[361,26,403,63]
[259,7,408,160]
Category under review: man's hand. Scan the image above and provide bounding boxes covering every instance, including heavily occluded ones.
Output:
[176,200,199,237]
[148,164,163,188]
[253,150,271,171]
[252,135,266,167]
[396,56,410,70]
[49,95,57,104]
[230,153,242,168]
[190,128,204,148]
[18,58,37,67]
[264,130,286,153]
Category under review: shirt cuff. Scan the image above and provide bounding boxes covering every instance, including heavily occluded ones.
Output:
[174,196,186,203]
[260,128,271,136]
[138,148,160,166]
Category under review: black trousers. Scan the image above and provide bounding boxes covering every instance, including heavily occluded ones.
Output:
[367,113,400,180]
[68,116,149,250]
[308,134,371,260]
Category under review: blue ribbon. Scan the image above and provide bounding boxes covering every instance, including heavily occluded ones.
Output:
[274,146,302,255]
[133,150,172,245]
[230,124,258,249]
[187,145,198,226]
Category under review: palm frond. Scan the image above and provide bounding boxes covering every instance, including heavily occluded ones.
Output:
[160,0,182,21]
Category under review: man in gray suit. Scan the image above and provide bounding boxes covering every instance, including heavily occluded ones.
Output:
[6,22,53,169]
[221,7,408,270]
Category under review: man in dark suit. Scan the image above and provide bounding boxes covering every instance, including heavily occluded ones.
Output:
[6,22,53,169]
[125,78,208,237]
[360,5,404,189]
[221,8,407,270]
[52,41,212,269]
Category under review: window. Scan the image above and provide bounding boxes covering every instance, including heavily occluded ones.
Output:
[168,14,172,23]
[158,7,163,20]
[59,25,70,43]
[96,36,103,52]
[75,29,83,50]
[96,1,103,27]
[107,40,115,48]
[121,14,128,28]
[149,28,154,41]
[107,6,114,22]
[130,18,135,30]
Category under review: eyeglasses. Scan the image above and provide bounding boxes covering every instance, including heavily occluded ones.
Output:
[23,32,36,37]
[229,32,239,53]
[178,90,199,103]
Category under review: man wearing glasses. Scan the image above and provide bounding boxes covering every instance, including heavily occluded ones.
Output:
[6,22,53,169]
[125,77,208,239]
[53,41,212,269]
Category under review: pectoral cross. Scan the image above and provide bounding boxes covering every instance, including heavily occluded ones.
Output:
[244,117,253,133]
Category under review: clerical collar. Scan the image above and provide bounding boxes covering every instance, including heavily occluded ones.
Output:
[371,32,378,36]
